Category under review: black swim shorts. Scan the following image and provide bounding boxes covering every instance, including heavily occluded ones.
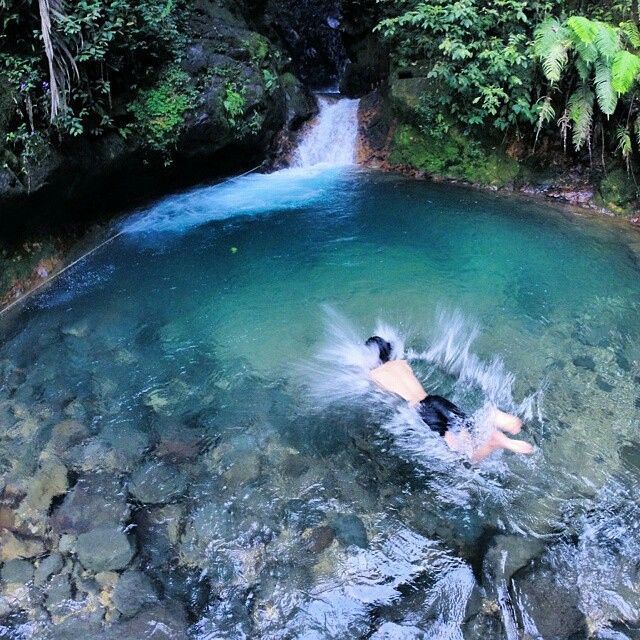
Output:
[417,395,467,437]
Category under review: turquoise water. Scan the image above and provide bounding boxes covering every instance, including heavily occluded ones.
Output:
[1,166,640,639]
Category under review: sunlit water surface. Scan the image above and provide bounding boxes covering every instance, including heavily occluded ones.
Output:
[1,166,640,639]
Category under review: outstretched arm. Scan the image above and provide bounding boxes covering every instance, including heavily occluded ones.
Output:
[369,360,427,405]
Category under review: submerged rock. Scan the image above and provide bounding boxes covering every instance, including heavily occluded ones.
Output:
[112,570,158,619]
[305,525,335,553]
[52,474,129,535]
[330,513,368,549]
[370,622,426,639]
[76,526,135,572]
[482,534,544,585]
[0,530,45,561]
[572,354,596,371]
[511,565,587,640]
[1,559,34,585]
[128,459,188,505]
[34,553,64,586]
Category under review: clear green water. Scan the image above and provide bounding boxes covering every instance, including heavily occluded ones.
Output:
[1,166,640,639]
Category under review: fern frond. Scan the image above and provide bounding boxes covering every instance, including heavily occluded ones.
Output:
[566,16,597,45]
[534,18,570,82]
[534,96,555,149]
[620,20,640,49]
[611,50,640,94]
[616,125,632,171]
[593,21,620,61]
[594,60,618,115]
[568,86,594,150]
[575,56,593,81]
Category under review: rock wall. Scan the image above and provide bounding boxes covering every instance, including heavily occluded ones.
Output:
[0,0,317,239]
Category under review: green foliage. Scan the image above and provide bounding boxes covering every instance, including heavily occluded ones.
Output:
[223,83,246,128]
[0,0,185,146]
[389,124,520,187]
[596,166,638,213]
[376,0,559,136]
[126,67,197,160]
[535,14,640,141]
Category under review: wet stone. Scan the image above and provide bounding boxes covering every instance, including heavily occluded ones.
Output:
[572,355,596,371]
[76,526,135,573]
[129,460,188,505]
[1,559,34,585]
[112,570,158,619]
[620,443,640,471]
[103,601,189,640]
[306,525,335,553]
[281,453,309,478]
[331,513,368,549]
[34,553,64,586]
[482,535,545,584]
[615,352,631,372]
[222,452,261,488]
[44,573,72,616]
[511,565,587,640]
[595,376,614,393]
[52,474,129,535]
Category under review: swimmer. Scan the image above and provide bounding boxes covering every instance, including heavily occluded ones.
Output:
[366,336,534,462]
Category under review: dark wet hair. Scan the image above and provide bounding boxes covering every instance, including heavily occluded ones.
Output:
[366,335,392,364]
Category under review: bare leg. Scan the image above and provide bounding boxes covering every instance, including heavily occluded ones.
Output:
[488,407,522,434]
[471,429,534,462]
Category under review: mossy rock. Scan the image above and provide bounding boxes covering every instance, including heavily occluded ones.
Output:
[389,124,519,188]
[595,168,638,215]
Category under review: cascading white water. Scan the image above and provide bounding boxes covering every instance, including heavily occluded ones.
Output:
[293,96,360,168]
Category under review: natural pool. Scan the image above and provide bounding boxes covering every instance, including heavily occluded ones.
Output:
[1,164,639,639]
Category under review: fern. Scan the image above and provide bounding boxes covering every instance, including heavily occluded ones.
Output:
[616,124,632,171]
[594,60,617,115]
[566,16,597,45]
[593,21,620,61]
[611,50,640,94]
[620,21,640,49]
[568,86,594,150]
[534,96,555,149]
[534,19,569,82]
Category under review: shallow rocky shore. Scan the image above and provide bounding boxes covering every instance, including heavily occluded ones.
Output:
[0,286,639,638]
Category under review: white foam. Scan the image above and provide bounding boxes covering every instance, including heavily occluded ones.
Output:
[293,96,360,168]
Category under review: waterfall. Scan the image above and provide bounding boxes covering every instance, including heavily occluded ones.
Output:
[293,96,360,168]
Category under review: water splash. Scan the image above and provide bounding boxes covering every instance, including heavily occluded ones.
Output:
[304,307,542,475]
[293,96,360,168]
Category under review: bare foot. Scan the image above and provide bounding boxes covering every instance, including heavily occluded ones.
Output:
[490,407,522,434]
[489,430,534,455]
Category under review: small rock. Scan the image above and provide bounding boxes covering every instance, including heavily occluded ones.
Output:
[128,460,188,505]
[615,352,631,372]
[223,453,261,487]
[34,553,64,586]
[331,513,368,549]
[48,420,89,454]
[0,530,44,561]
[595,376,614,393]
[1,559,34,585]
[18,459,68,516]
[306,525,335,553]
[281,453,309,478]
[76,526,135,572]
[45,573,72,617]
[112,570,158,618]
[58,533,76,554]
[572,355,596,371]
